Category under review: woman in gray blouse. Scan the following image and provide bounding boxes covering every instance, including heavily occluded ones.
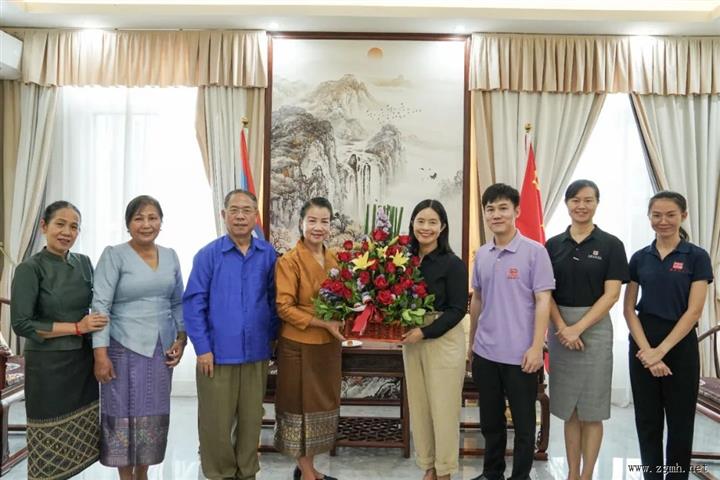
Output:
[92,195,186,480]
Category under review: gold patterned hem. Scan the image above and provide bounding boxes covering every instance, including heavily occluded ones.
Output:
[274,409,339,458]
[27,400,100,480]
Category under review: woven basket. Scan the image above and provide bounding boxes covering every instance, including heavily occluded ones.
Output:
[343,319,407,342]
[342,311,441,342]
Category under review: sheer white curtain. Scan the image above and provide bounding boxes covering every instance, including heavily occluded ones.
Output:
[45,86,216,395]
[545,94,655,406]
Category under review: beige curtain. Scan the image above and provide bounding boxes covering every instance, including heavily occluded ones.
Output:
[469,90,605,253]
[0,81,21,351]
[0,83,58,353]
[631,93,720,375]
[195,86,265,234]
[470,34,720,95]
[6,29,268,88]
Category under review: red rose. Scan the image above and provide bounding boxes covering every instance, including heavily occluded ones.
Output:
[341,287,352,300]
[372,229,389,242]
[414,283,428,298]
[398,235,410,246]
[377,290,394,305]
[411,256,421,266]
[391,283,405,296]
[361,241,369,251]
[385,246,397,257]
[385,262,397,274]
[337,251,352,262]
[374,275,388,290]
[403,278,414,289]
[340,268,353,280]
[343,240,354,251]
[368,262,378,271]
[331,281,344,294]
[321,279,334,289]
[404,266,413,276]
[358,271,371,285]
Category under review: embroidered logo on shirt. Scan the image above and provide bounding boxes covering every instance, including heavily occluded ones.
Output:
[670,261,685,272]
[587,250,603,260]
[507,267,519,279]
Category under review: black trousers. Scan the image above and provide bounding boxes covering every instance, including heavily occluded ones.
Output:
[472,354,537,480]
[629,314,699,480]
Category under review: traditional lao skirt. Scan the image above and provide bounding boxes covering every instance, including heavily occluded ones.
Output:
[99,339,172,467]
[24,339,100,480]
[274,337,342,458]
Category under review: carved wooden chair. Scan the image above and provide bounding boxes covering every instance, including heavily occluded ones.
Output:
[1,296,28,475]
[691,322,720,479]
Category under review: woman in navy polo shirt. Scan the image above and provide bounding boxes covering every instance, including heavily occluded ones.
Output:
[624,191,713,480]
[546,179,629,480]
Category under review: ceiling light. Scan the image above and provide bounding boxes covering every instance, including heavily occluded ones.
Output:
[454,25,466,33]
[269,22,280,30]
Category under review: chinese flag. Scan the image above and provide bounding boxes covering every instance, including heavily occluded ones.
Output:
[516,142,545,244]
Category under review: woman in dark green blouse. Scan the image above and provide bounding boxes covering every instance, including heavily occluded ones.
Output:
[11,201,108,480]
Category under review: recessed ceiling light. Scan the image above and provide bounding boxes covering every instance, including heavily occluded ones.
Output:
[454,25,466,33]
[269,22,280,30]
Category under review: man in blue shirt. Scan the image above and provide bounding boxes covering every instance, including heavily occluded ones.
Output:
[184,189,279,480]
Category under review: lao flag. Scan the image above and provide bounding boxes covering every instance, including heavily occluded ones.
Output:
[239,125,264,239]
[516,141,545,244]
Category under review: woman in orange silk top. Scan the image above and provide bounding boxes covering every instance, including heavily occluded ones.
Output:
[274,197,345,480]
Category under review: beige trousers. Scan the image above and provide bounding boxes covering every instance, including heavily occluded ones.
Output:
[402,322,466,476]
[196,361,268,480]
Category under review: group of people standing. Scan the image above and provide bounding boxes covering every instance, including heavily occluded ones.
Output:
[9,180,713,480]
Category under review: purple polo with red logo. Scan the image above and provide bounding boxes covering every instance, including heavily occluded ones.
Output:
[471,231,555,365]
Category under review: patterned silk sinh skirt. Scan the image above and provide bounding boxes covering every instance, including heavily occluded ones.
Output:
[24,339,100,480]
[547,305,613,422]
[100,338,172,467]
[274,337,342,458]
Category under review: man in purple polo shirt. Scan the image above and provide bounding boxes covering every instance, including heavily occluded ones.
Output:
[468,183,555,480]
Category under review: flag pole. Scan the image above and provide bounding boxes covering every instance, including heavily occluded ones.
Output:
[524,123,532,154]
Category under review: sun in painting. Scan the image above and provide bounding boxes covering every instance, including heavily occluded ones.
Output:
[367,47,383,60]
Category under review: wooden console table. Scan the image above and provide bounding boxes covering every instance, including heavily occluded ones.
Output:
[262,341,410,458]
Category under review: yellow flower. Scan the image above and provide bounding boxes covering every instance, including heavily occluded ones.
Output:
[351,251,376,272]
[391,252,409,268]
[376,246,388,258]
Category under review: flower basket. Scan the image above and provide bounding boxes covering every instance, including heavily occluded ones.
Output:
[314,206,435,340]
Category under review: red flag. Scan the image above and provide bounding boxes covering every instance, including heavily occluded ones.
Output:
[516,141,545,244]
[239,125,264,236]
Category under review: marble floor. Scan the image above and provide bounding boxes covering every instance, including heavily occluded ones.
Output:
[5,398,719,479]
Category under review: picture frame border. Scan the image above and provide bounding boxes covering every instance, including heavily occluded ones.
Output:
[263,31,471,263]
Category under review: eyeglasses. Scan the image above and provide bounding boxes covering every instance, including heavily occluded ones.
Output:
[227,207,256,217]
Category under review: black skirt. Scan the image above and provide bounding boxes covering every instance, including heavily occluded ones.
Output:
[24,338,100,480]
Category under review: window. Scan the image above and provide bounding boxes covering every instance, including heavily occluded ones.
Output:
[46,87,216,281]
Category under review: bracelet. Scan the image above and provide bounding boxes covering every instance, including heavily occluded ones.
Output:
[74,322,82,336]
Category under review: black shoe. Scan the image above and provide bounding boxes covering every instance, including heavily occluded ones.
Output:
[293,466,338,480]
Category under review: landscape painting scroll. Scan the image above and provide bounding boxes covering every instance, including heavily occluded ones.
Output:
[269,36,466,254]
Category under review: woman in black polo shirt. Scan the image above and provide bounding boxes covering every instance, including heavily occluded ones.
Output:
[401,199,468,480]
[545,179,629,480]
[624,191,713,480]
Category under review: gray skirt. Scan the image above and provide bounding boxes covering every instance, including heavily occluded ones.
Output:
[548,305,612,421]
